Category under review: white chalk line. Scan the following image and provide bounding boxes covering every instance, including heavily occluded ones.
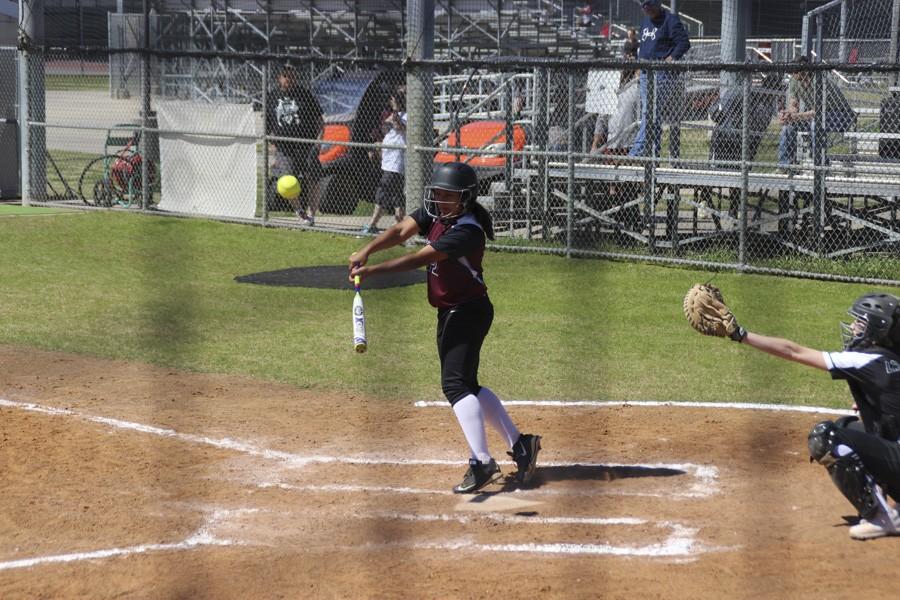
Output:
[353,512,711,557]
[0,397,719,497]
[0,509,254,572]
[0,397,723,561]
[357,511,647,526]
[350,523,725,558]
[414,399,855,415]
[257,478,715,499]
[414,531,704,558]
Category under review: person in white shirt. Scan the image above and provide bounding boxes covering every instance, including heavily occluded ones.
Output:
[361,87,407,235]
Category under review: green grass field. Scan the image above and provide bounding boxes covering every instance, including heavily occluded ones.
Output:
[0,204,79,216]
[46,74,109,91]
[2,210,895,408]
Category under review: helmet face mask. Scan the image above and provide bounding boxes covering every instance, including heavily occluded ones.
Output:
[840,314,869,350]
[424,187,466,220]
[840,293,899,350]
[425,162,478,221]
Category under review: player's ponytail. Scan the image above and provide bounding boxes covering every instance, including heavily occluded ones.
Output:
[470,200,495,241]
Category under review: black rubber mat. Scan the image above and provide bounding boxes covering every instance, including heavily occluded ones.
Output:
[234,265,426,289]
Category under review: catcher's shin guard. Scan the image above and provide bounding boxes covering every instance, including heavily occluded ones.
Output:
[809,420,883,519]
[828,453,881,520]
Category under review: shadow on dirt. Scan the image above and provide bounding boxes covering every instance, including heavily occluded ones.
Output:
[495,464,686,492]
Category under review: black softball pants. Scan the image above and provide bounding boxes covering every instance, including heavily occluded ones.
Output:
[436,296,493,406]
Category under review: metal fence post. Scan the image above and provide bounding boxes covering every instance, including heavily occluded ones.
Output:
[405,0,434,218]
[738,68,750,268]
[566,71,575,257]
[813,67,825,257]
[838,0,848,63]
[141,0,151,210]
[534,67,548,237]
[643,67,656,252]
[892,0,900,87]
[801,15,810,59]
[17,48,30,206]
[504,73,513,190]
[19,0,46,205]
[262,58,269,223]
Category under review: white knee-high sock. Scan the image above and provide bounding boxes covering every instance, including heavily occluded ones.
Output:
[452,394,492,463]
[477,386,520,449]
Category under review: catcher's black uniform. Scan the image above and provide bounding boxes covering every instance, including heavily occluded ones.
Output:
[410,207,490,406]
[824,347,900,498]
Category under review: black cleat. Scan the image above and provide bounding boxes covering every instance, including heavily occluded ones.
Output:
[508,433,542,484]
[453,458,502,493]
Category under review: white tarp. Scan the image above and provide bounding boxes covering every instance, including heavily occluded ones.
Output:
[585,70,620,116]
[156,101,257,219]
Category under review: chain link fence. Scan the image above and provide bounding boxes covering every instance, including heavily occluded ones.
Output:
[8,0,900,284]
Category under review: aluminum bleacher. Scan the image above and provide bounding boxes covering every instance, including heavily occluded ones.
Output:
[491,161,900,257]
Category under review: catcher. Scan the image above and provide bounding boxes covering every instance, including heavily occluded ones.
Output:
[684,284,900,540]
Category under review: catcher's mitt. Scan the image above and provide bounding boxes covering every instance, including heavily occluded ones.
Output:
[683,283,747,342]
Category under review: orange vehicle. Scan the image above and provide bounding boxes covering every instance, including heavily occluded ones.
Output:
[434,120,527,187]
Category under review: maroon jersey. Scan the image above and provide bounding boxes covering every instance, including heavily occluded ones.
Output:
[411,207,488,308]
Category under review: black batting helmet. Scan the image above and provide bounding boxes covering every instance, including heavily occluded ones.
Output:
[425,162,478,219]
[841,292,900,350]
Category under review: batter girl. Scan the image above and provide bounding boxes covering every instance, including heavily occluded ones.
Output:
[349,162,541,493]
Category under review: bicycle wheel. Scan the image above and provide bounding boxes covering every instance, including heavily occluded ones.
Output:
[78,155,124,207]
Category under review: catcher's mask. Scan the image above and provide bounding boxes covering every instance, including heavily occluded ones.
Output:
[840,292,900,350]
[425,162,478,221]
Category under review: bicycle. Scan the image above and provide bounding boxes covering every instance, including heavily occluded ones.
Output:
[78,124,158,208]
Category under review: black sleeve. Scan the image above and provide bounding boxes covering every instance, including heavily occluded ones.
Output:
[432,224,484,258]
[410,207,432,236]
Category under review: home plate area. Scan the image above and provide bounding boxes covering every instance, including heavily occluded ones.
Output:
[6,348,900,598]
[243,456,725,559]
[0,395,731,569]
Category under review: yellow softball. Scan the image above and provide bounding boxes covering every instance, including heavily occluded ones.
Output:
[276,175,301,200]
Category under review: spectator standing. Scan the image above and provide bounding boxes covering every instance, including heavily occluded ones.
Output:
[627,0,691,161]
[361,87,407,235]
[265,65,324,225]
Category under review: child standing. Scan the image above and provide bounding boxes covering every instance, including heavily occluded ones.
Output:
[361,87,407,235]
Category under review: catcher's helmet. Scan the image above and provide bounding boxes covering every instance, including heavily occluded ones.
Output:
[841,292,900,350]
[425,162,478,220]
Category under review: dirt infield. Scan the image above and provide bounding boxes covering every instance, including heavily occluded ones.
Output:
[1,345,898,600]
